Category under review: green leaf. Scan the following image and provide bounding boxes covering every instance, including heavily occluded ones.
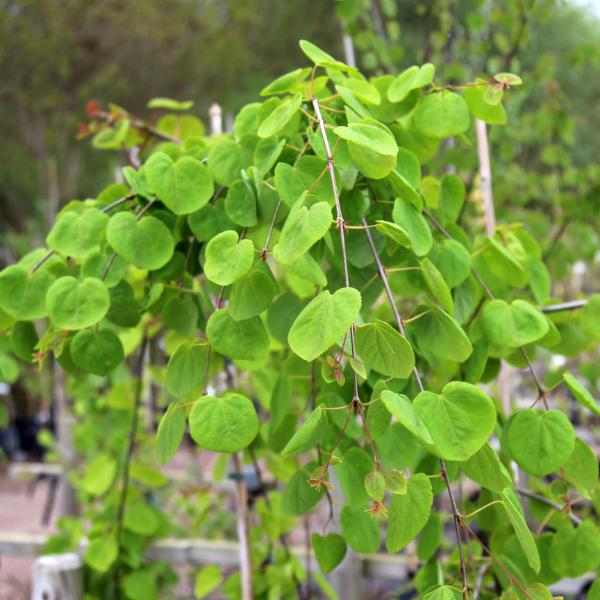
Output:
[411,304,473,362]
[254,137,285,175]
[429,239,471,288]
[312,533,347,574]
[381,391,433,446]
[337,78,381,105]
[123,571,156,600]
[274,156,337,208]
[364,470,386,501]
[392,197,432,257]
[375,220,412,248]
[194,565,223,598]
[223,179,257,227]
[275,200,332,265]
[260,68,309,96]
[388,64,435,102]
[422,586,461,600]
[146,152,213,215]
[333,122,398,156]
[335,446,373,508]
[82,454,116,496]
[165,342,208,398]
[340,505,380,553]
[563,372,600,416]
[420,258,454,314]
[413,92,470,138]
[147,97,194,111]
[10,321,38,362]
[229,267,278,321]
[124,501,159,535]
[507,409,575,477]
[282,406,327,457]
[481,299,548,348]
[464,82,507,125]
[387,473,433,552]
[355,320,415,379]
[549,520,600,577]
[299,40,354,72]
[288,288,362,362]
[156,403,186,464]
[206,308,269,361]
[189,393,259,453]
[107,212,175,270]
[47,208,109,258]
[475,237,528,288]
[564,438,599,495]
[70,329,124,376]
[203,230,254,286]
[46,277,110,330]
[461,442,512,493]
[501,488,541,573]
[257,93,302,138]
[494,73,522,86]
[207,138,247,187]
[85,535,118,573]
[281,469,324,516]
[0,266,54,320]
[414,382,496,461]
[417,513,443,561]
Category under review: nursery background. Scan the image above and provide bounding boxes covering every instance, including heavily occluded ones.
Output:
[0,0,600,599]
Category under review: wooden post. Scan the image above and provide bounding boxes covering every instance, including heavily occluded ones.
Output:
[232,453,252,600]
[475,118,496,237]
[31,553,83,600]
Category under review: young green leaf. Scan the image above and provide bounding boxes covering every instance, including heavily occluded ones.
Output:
[413,382,496,461]
[288,288,362,362]
[189,393,259,453]
[145,152,214,215]
[381,391,434,446]
[387,473,433,552]
[165,342,208,398]
[0,266,54,320]
[155,403,186,465]
[340,505,380,553]
[507,409,575,477]
[364,470,386,501]
[47,208,109,258]
[563,372,600,415]
[387,64,435,102]
[355,320,415,379]
[460,442,512,493]
[282,407,327,457]
[70,329,124,376]
[206,309,269,361]
[413,91,470,138]
[203,230,254,286]
[46,276,110,330]
[311,533,347,574]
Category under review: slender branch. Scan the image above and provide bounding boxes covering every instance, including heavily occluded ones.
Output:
[362,220,468,598]
[540,299,587,313]
[260,199,282,260]
[516,488,582,525]
[311,97,359,404]
[113,336,148,597]
[423,209,549,407]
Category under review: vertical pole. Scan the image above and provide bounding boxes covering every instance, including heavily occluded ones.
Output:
[232,453,252,600]
[209,103,223,135]
[475,119,496,237]
[31,553,83,600]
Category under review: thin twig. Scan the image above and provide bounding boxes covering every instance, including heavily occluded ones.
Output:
[516,488,582,525]
[113,336,148,597]
[362,220,468,597]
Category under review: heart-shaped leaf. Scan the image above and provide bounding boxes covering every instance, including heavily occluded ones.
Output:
[206,308,269,361]
[413,91,470,138]
[107,212,174,270]
[381,391,433,445]
[288,288,362,362]
[46,276,110,330]
[392,197,432,256]
[562,372,600,416]
[549,519,600,577]
[411,304,472,362]
[460,443,512,493]
[387,473,433,552]
[165,342,208,398]
[203,230,254,286]
[312,533,347,574]
[274,200,332,265]
[414,382,496,461]
[388,64,435,102]
[299,40,354,72]
[274,156,337,207]
[333,121,398,156]
[70,329,124,375]
[0,265,54,320]
[257,93,302,138]
[507,409,575,477]
[224,180,257,227]
[481,299,548,348]
[47,208,109,258]
[340,505,380,553]
[375,220,412,248]
[145,152,214,215]
[189,393,259,453]
[355,320,415,379]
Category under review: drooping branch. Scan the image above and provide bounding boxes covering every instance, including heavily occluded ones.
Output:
[362,220,470,599]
